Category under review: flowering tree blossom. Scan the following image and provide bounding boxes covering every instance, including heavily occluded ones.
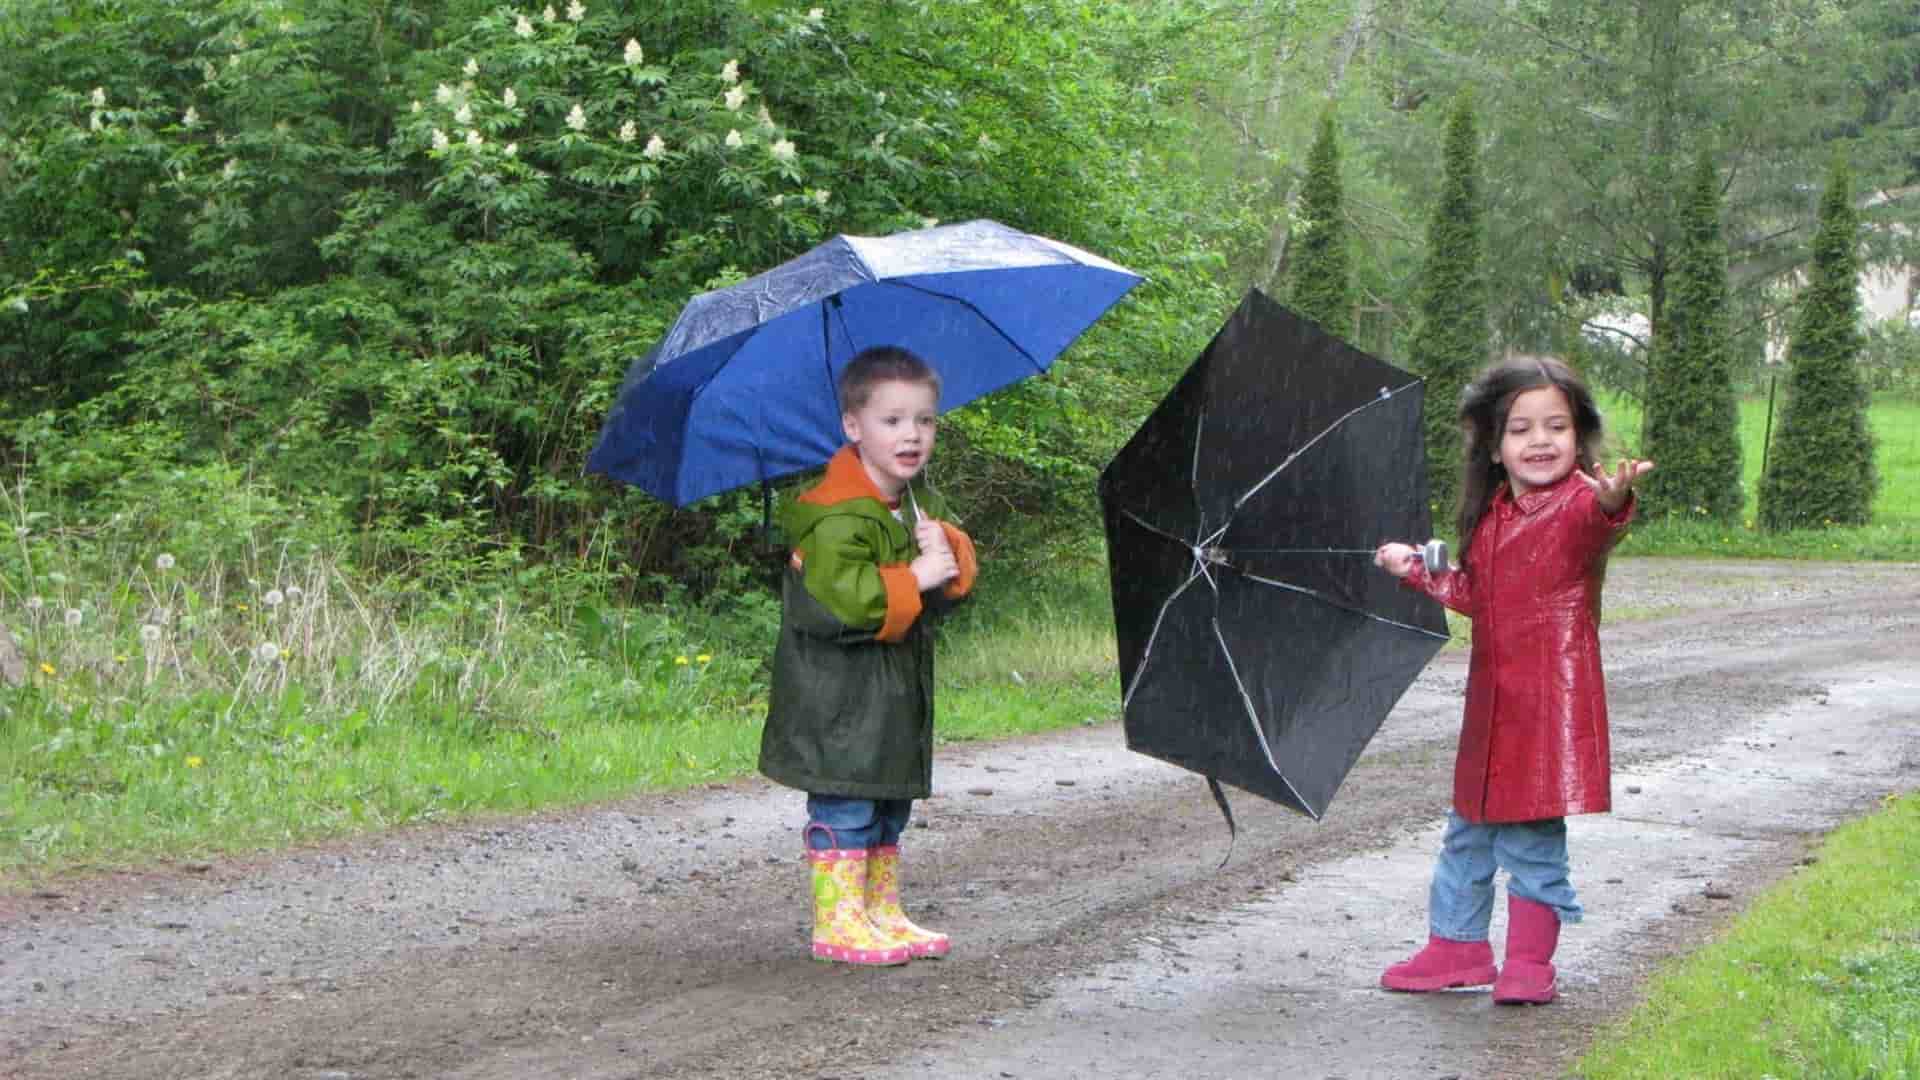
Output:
[724,128,743,149]
[624,39,643,65]
[770,138,796,162]
[724,86,746,111]
[566,103,587,131]
[515,14,534,37]
[720,59,739,84]
[502,87,516,108]
[618,119,636,142]
[643,133,666,159]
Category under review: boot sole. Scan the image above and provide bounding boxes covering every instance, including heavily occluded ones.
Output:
[811,942,911,966]
[1380,965,1500,992]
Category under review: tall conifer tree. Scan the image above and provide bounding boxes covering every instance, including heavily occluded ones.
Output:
[1758,157,1879,530]
[1287,113,1353,339]
[1407,96,1486,518]
[1641,153,1742,521]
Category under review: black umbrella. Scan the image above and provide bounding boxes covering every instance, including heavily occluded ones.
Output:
[1099,288,1449,826]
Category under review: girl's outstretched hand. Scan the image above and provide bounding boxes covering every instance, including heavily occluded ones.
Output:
[1374,542,1418,579]
[1581,458,1654,514]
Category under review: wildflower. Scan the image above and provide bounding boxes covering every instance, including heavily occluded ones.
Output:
[675,655,690,665]
[90,112,104,132]
[724,128,743,149]
[977,132,993,149]
[236,603,249,612]
[186,755,204,769]
[697,654,712,664]
[771,194,785,207]
[624,38,643,65]
[466,129,483,148]
[543,4,557,22]
[808,7,825,24]
[566,103,588,131]
[515,13,535,37]
[567,0,585,20]
[618,119,636,143]
[757,104,775,129]
[155,553,176,571]
[504,142,517,157]
[432,128,450,150]
[203,61,218,82]
[140,624,163,643]
[454,103,473,126]
[223,158,241,179]
[813,188,830,206]
[721,59,740,84]
[254,642,280,662]
[286,585,304,601]
[872,130,886,148]
[770,138,796,162]
[464,57,479,78]
[91,86,106,107]
[435,82,455,105]
[115,654,128,663]
[409,99,421,114]
[40,662,55,676]
[502,87,517,108]
[724,86,747,111]
[921,216,939,228]
[183,106,200,128]
[643,133,666,159]
[25,596,44,611]
[64,608,83,627]
[875,91,886,106]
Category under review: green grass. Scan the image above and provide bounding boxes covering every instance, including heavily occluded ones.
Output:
[1574,791,1920,1079]
[1600,392,1920,560]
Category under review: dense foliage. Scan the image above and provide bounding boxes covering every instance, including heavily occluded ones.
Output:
[1405,96,1485,518]
[1284,112,1353,340]
[1759,159,1880,529]
[1641,154,1743,522]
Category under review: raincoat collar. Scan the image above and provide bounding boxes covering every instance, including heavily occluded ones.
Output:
[1498,468,1584,517]
[798,445,904,510]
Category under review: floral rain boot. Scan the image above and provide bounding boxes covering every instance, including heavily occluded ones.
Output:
[1380,934,1499,992]
[1492,895,1560,1004]
[808,845,911,966]
[865,845,950,959]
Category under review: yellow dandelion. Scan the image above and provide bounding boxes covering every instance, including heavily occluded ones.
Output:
[697,654,713,664]
[674,655,690,665]
[39,662,55,676]
[236,603,249,612]
[186,755,204,769]
[115,654,129,663]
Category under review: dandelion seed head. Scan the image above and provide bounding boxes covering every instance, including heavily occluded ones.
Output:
[263,588,285,608]
[255,642,280,662]
[141,624,163,643]
[64,608,83,627]
[155,553,176,571]
[286,585,305,601]
[25,595,43,611]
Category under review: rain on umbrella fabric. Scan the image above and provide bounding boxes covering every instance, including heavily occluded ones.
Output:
[587,219,1142,506]
[1099,288,1449,821]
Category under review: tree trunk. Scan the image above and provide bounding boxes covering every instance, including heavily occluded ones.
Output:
[0,621,24,687]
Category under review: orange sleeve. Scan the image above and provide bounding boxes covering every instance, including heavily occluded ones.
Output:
[875,564,924,642]
[938,522,978,600]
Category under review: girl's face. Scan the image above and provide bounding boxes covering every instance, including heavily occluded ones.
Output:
[842,377,939,498]
[1497,385,1579,497]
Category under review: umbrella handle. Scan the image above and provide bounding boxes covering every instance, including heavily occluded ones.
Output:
[1416,538,1449,575]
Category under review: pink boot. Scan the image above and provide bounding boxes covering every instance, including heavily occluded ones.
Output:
[1492,895,1560,1004]
[1380,934,1498,991]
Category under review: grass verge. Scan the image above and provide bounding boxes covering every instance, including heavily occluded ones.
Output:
[1574,790,1920,1079]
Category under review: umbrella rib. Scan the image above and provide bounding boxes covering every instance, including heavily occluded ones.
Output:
[887,280,1048,374]
[1237,571,1451,640]
[1232,379,1423,513]
[1120,567,1208,710]
[1209,617,1316,818]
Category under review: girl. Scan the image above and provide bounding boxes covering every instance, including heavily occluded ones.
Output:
[1373,356,1651,1005]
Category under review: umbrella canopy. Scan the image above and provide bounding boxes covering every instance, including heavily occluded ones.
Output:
[588,219,1142,506]
[1099,288,1450,821]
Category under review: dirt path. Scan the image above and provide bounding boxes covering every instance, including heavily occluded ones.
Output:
[5,558,1919,1080]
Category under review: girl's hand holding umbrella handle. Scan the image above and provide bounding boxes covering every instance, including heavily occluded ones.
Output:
[1374,539,1449,579]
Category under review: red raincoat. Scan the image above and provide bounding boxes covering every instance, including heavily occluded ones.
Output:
[1406,470,1634,823]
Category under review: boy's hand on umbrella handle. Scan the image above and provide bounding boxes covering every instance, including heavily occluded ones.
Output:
[1582,458,1654,514]
[1374,542,1417,579]
[914,518,951,558]
[911,549,959,591]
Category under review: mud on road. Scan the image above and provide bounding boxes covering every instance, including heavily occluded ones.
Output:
[5,558,1919,1080]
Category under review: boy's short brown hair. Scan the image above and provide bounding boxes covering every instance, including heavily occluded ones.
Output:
[838,346,942,413]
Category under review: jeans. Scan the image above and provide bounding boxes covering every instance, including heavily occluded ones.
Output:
[804,794,913,851]
[1428,810,1582,941]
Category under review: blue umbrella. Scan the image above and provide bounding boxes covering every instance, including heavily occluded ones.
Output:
[587,219,1143,506]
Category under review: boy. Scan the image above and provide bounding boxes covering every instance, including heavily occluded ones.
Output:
[759,345,978,965]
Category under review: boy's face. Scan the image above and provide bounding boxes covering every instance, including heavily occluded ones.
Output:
[842,378,939,497]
